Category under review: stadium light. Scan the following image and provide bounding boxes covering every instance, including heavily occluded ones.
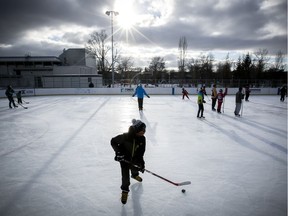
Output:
[106,11,119,87]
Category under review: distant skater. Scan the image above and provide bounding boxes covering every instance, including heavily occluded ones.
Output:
[182,88,189,100]
[216,88,227,113]
[234,87,244,117]
[280,86,287,102]
[197,88,205,118]
[201,85,207,103]
[132,84,150,111]
[245,85,251,101]
[16,91,23,104]
[111,119,147,204]
[211,84,217,111]
[5,85,18,109]
[88,82,94,88]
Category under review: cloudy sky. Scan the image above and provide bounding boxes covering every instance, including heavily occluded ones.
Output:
[0,0,287,69]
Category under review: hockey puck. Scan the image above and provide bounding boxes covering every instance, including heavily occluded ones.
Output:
[181,189,186,193]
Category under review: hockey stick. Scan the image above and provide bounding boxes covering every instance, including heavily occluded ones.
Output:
[22,99,29,104]
[123,160,191,186]
[18,103,28,109]
[222,97,225,113]
[240,89,244,116]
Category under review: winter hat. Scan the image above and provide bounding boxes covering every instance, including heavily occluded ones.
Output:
[132,119,146,133]
[219,89,223,92]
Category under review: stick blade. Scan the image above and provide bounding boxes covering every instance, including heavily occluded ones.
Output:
[176,181,191,186]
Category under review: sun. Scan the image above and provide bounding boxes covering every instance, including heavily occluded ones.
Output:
[117,12,137,30]
[114,0,137,30]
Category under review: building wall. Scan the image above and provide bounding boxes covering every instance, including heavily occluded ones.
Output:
[59,48,86,66]
[0,49,101,88]
[58,48,97,69]
[42,76,102,88]
[53,66,95,75]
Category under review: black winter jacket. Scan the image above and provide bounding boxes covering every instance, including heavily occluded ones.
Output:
[111,132,146,167]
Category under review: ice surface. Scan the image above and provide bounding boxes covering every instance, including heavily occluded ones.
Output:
[0,95,287,216]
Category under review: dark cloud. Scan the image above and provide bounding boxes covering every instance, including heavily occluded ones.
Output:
[0,0,286,67]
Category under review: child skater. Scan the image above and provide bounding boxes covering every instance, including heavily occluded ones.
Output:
[197,88,205,118]
[111,119,147,204]
[132,84,150,111]
[182,87,189,100]
[16,91,23,104]
[216,88,227,113]
[234,87,245,117]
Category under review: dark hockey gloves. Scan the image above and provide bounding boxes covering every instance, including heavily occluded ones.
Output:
[114,152,125,162]
[139,167,145,173]
[135,163,145,173]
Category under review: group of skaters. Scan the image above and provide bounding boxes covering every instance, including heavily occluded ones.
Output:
[182,85,255,118]
[131,83,253,119]
[111,84,255,205]
[5,85,23,109]
[132,83,287,119]
[113,84,286,205]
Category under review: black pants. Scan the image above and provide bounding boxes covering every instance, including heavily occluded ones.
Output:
[197,104,204,117]
[245,93,250,101]
[211,98,216,110]
[120,162,139,192]
[137,98,144,110]
[7,96,16,108]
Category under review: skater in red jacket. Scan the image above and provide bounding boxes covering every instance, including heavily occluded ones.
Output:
[182,88,189,100]
[216,88,227,113]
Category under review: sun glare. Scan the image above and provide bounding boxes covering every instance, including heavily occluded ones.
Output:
[114,0,137,30]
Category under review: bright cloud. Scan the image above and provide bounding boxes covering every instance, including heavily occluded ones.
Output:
[0,0,286,68]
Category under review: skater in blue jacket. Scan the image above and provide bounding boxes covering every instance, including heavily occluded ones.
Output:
[132,84,150,111]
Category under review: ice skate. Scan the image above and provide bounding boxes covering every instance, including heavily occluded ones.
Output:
[131,175,143,182]
[121,191,129,204]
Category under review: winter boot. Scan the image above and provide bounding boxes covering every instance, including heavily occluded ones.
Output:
[131,175,143,182]
[121,191,129,204]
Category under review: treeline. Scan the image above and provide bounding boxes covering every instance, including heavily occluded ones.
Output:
[113,51,286,86]
[85,31,286,86]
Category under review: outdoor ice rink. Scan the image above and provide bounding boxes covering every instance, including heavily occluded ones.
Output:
[0,94,287,216]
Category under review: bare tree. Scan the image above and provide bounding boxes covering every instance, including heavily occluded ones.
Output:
[274,50,286,71]
[85,30,110,74]
[216,53,232,82]
[254,48,270,74]
[187,58,201,80]
[199,53,214,79]
[178,36,187,72]
[148,56,166,82]
[117,56,134,73]
[117,56,134,80]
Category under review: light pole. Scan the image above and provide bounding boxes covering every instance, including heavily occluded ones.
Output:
[106,10,119,87]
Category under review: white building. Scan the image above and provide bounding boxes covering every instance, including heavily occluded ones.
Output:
[0,48,102,88]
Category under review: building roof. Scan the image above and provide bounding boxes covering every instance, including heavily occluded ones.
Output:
[0,56,61,62]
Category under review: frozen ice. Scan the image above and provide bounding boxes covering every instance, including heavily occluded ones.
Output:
[0,95,287,216]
